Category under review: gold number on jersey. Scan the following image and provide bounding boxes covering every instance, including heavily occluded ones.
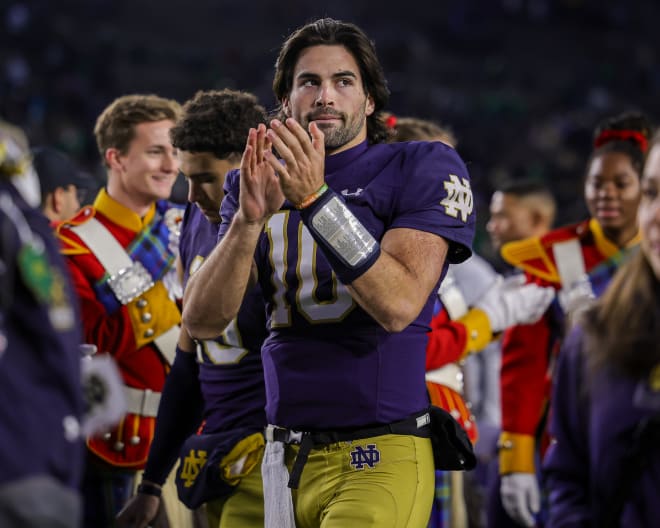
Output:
[266,212,355,327]
[191,256,249,365]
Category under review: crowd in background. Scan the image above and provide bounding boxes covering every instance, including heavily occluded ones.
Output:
[1,6,660,528]
[2,0,660,256]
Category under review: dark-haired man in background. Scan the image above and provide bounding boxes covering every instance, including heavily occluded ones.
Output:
[118,88,269,528]
[31,146,94,224]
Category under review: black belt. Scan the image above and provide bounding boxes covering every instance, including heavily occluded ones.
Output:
[265,411,431,489]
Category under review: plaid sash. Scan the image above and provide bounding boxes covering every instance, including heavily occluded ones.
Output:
[428,469,451,528]
[588,245,639,298]
[93,201,178,314]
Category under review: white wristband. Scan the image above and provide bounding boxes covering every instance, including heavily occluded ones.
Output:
[309,194,378,267]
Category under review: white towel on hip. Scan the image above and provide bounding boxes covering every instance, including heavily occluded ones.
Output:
[262,440,296,528]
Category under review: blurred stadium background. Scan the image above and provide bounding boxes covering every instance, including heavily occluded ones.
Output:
[2,0,659,255]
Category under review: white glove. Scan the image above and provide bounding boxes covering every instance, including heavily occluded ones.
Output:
[80,354,126,438]
[167,224,180,257]
[557,274,595,317]
[164,207,183,256]
[162,267,183,301]
[475,275,555,333]
[501,472,540,527]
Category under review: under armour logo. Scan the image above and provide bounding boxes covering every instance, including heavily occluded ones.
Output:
[179,449,208,487]
[349,444,381,470]
[341,188,364,198]
[441,174,473,223]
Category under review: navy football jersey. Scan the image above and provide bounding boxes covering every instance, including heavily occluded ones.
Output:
[179,203,267,432]
[219,140,475,430]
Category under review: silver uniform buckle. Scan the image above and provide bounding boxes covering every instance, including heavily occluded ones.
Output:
[106,261,154,304]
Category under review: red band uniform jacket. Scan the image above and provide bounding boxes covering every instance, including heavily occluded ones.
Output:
[497,219,640,475]
[57,189,182,469]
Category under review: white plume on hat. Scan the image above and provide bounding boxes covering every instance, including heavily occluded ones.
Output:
[0,120,41,207]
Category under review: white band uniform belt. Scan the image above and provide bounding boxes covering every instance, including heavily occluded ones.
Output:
[553,238,587,288]
[121,323,179,417]
[124,386,161,417]
[72,217,180,367]
[71,218,154,304]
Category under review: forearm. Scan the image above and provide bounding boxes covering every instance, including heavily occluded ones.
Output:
[142,344,204,485]
[347,230,448,332]
[296,181,450,332]
[182,211,261,339]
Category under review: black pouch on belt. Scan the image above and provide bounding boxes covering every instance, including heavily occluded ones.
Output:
[428,405,477,471]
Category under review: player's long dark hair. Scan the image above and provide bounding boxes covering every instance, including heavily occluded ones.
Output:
[272,17,390,144]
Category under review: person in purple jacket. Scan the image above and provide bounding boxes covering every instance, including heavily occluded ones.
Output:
[543,130,660,528]
[116,89,268,528]
[0,121,84,527]
[183,18,476,528]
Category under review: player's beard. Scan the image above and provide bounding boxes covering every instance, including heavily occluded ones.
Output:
[305,105,366,150]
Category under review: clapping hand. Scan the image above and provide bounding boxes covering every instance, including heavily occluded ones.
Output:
[238,124,285,224]
[263,118,326,207]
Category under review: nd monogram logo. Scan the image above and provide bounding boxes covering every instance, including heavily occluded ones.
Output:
[179,449,208,487]
[349,444,381,470]
[441,174,473,223]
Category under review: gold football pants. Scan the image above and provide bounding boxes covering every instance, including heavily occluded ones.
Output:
[285,433,434,528]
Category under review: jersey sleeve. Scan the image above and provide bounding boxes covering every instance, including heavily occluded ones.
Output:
[217,169,240,243]
[392,142,475,264]
[179,202,195,272]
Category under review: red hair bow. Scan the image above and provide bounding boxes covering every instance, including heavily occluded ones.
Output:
[594,129,648,153]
